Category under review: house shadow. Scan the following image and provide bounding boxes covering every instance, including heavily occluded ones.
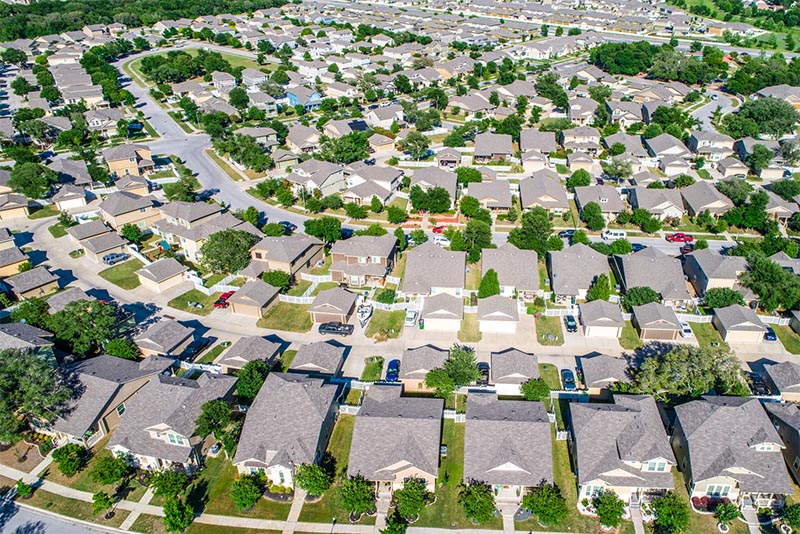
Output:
[180,319,209,340]
[629,341,678,367]
[745,357,780,375]
[26,250,48,266]
[50,268,77,287]
[264,334,290,354]
[12,231,33,247]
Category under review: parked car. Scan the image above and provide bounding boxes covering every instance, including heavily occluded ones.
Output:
[183,338,212,359]
[631,243,647,252]
[561,369,576,391]
[564,315,578,333]
[558,229,576,239]
[764,326,778,341]
[680,243,694,255]
[680,321,694,338]
[404,310,418,327]
[363,158,376,165]
[746,372,770,396]
[666,232,694,243]
[278,221,297,234]
[601,229,627,241]
[432,225,445,234]
[214,291,235,309]
[386,359,400,382]
[477,362,490,386]
[102,252,128,266]
[318,322,354,336]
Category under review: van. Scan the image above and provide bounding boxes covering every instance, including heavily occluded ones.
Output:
[601,229,627,241]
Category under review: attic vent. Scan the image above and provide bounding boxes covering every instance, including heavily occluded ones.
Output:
[600,198,608,203]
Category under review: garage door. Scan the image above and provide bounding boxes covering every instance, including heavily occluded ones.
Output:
[479,321,516,334]
[312,312,345,324]
[424,318,460,332]
[642,329,677,340]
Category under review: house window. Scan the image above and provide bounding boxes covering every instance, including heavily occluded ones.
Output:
[168,433,177,444]
[279,471,285,484]
[706,485,730,497]
[371,256,381,263]
[139,207,146,213]
[645,461,667,472]
[584,485,604,497]
[755,444,774,452]
[358,256,367,264]
[115,403,125,416]
[794,457,800,471]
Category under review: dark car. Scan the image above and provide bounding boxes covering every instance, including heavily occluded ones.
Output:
[183,338,212,360]
[318,322,354,336]
[558,229,576,239]
[564,315,578,333]
[764,326,778,341]
[680,243,694,255]
[561,369,576,391]
[214,290,235,309]
[477,362,490,386]
[363,158,376,165]
[102,252,128,266]
[278,221,297,234]
[386,359,400,382]
[746,372,770,396]
[631,243,647,252]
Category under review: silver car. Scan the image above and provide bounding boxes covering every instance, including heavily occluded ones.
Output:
[404,310,418,326]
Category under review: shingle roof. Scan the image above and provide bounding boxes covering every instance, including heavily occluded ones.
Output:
[713,304,765,333]
[519,175,568,211]
[160,201,222,223]
[0,247,26,267]
[474,132,513,157]
[135,258,188,283]
[477,295,519,322]
[250,234,323,264]
[614,247,690,301]
[134,319,193,354]
[309,287,357,316]
[467,181,512,208]
[579,300,624,328]
[632,303,681,330]
[47,287,94,313]
[403,241,466,294]
[290,341,347,375]
[421,293,464,321]
[330,234,396,259]
[578,354,629,389]
[490,348,538,385]
[66,220,110,241]
[83,232,127,254]
[574,185,625,213]
[5,266,58,293]
[0,322,53,351]
[548,243,609,296]
[99,191,156,217]
[687,249,747,281]
[228,280,280,308]
[481,243,537,292]
[681,181,734,216]
[400,345,448,380]
[764,361,800,394]
[218,336,281,370]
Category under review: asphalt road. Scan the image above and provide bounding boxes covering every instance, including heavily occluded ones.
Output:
[0,495,118,534]
[692,89,738,132]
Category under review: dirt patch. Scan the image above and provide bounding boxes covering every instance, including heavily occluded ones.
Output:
[0,441,44,473]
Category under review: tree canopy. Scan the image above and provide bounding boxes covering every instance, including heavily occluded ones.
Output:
[200,229,259,274]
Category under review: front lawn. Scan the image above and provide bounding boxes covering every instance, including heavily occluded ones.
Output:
[24,486,130,529]
[535,315,564,345]
[457,313,482,342]
[539,363,561,390]
[167,289,221,316]
[364,309,404,339]
[257,302,312,332]
[28,205,59,219]
[774,325,800,354]
[672,470,749,534]
[198,457,291,520]
[99,259,144,290]
[308,255,331,275]
[196,343,226,364]
[390,253,406,279]
[691,322,729,350]
[360,356,384,381]
[130,514,280,534]
[48,223,68,238]
[620,321,644,350]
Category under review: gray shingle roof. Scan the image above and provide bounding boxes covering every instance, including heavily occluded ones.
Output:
[400,345,448,380]
[0,247,26,267]
[135,258,188,283]
[764,361,800,394]
[218,336,281,370]
[330,234,396,259]
[250,234,323,264]
[632,303,681,330]
[614,247,690,301]
[467,181,512,209]
[687,249,747,281]
[134,319,193,354]
[578,354,629,389]
[579,300,624,328]
[290,341,347,375]
[228,280,280,308]
[421,293,464,321]
[548,243,609,296]
[681,181,734,216]
[66,220,110,241]
[403,241,466,294]
[713,304,765,333]
[481,243,537,292]
[99,191,156,217]
[490,348,538,385]
[47,287,94,314]
[519,175,568,211]
[410,167,457,199]
[309,287,357,316]
[0,323,53,351]
[574,185,625,214]
[5,266,58,293]
[477,295,518,322]
[83,232,127,254]
[160,201,222,223]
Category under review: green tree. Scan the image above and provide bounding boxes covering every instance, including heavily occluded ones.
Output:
[715,502,740,527]
[46,300,122,356]
[401,131,431,161]
[234,206,260,226]
[508,207,553,257]
[195,400,230,439]
[783,503,800,529]
[409,229,427,246]
[459,482,496,524]
[740,251,800,312]
[444,345,480,386]
[771,178,800,202]
[566,169,591,191]
[262,222,287,236]
[163,175,199,202]
[456,167,482,185]
[163,497,194,532]
[120,223,143,244]
[150,471,190,497]
[228,87,250,110]
[318,132,369,164]
[262,270,291,292]
[652,492,689,534]
[236,360,269,403]
[15,479,33,498]
[523,483,568,526]
[344,203,368,219]
[586,273,611,302]
[673,174,695,189]
[621,286,660,312]
[520,378,550,401]
[716,178,753,206]
[387,205,407,224]
[200,229,259,274]
[104,338,140,360]
[581,202,605,231]
[703,287,745,308]
[609,239,632,255]
[722,97,800,139]
[304,216,342,244]
[602,158,633,181]
[8,162,56,198]
[477,268,500,298]
[92,491,114,515]
[593,491,625,528]
[90,455,130,485]
[571,229,590,245]
[424,368,456,398]
[294,463,332,496]
[339,475,375,515]
[231,475,263,510]
[370,195,383,214]
[459,219,492,263]
[52,444,84,477]
[395,477,428,519]
[10,297,48,328]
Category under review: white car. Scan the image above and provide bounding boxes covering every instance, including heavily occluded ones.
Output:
[404,310,418,327]
[680,321,694,338]
[432,235,450,247]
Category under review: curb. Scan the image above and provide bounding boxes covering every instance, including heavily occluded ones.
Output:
[15,500,132,534]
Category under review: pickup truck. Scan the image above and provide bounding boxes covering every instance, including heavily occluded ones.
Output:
[318,322,354,336]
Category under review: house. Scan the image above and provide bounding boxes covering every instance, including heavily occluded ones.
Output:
[644,134,691,160]
[764,403,800,485]
[607,101,643,128]
[547,243,610,302]
[241,68,269,89]
[0,247,27,277]
[217,336,281,375]
[628,187,683,221]
[603,132,648,160]
[567,152,593,172]
[570,395,675,505]
[286,124,320,153]
[365,104,405,129]
[84,108,126,138]
[82,232,128,264]
[98,192,160,231]
[573,186,625,222]
[0,323,54,361]
[403,241,466,297]
[46,287,93,314]
[51,356,172,448]
[285,159,345,196]
[66,220,111,246]
[286,86,321,111]
[52,185,87,211]
[308,287,357,324]
[717,157,749,179]
[467,181,512,212]
[420,293,463,332]
[134,319,193,358]
[400,345,449,392]
[764,362,800,403]
[0,228,14,251]
[770,251,800,275]
[561,126,600,154]
[681,181,734,217]
[579,300,624,338]
[477,295,519,334]
[463,394,552,504]
[116,175,150,197]
[211,71,236,91]
[490,348,538,396]
[765,190,799,223]
[568,98,598,126]
[232,373,339,485]
[234,127,278,148]
[289,341,347,376]
[329,234,396,288]
[712,304,766,343]
[249,235,324,278]
[132,258,187,293]
[107,373,237,473]
[4,267,59,299]
[437,148,461,169]
[519,175,568,214]
[612,247,691,306]
[410,167,457,209]
[0,194,29,220]
[757,84,800,109]
[228,280,280,319]
[520,129,557,154]
[687,131,734,162]
[632,303,681,341]
[473,132,513,163]
[348,385,443,491]
[684,249,748,297]
[578,354,629,396]
[481,243,537,299]
[672,396,793,508]
[102,144,154,177]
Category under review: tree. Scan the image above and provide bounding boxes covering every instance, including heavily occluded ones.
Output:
[344,203,368,219]
[586,273,611,302]
[195,400,230,439]
[566,169,591,190]
[424,368,456,398]
[229,87,249,110]
[520,378,550,401]
[603,158,633,181]
[294,463,332,496]
[593,491,625,528]
[236,360,269,403]
[8,162,56,198]
[460,196,481,218]
[369,195,383,214]
[747,144,773,172]
[621,286,659,312]
[163,175,199,202]
[120,223,143,244]
[90,455,130,485]
[477,269,500,298]
[771,178,800,202]
[715,502,740,527]
[609,239,632,255]
[234,206,260,226]
[1,49,26,65]
[305,216,342,244]
[703,287,745,308]
[150,471,190,497]
[231,476,263,511]
[387,205,407,224]
[581,202,605,231]
[781,140,800,167]
[318,132,369,164]
[508,207,553,257]
[401,131,431,160]
[652,492,689,534]
[163,497,194,532]
[200,229,259,274]
[740,251,800,312]
[394,478,428,519]
[523,483,568,526]
[52,444,84,477]
[722,97,800,139]
[459,482,496,524]
[445,345,480,386]
[47,300,123,356]
[409,229,427,246]
[673,174,695,189]
[16,479,33,498]
[339,475,375,515]
[784,503,800,529]
[460,219,492,263]
[355,224,388,237]
[11,77,35,96]
[262,270,291,292]
[92,491,114,515]
[10,297,48,328]
[104,338,139,360]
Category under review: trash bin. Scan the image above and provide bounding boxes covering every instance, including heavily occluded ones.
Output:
[419,318,425,330]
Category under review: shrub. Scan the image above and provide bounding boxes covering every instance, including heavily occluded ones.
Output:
[376,289,396,305]
[715,502,740,526]
[90,455,130,485]
[15,479,33,498]
[593,491,624,528]
[523,483,568,526]
[52,444,84,477]
[459,482,496,523]
[231,476,263,511]
[294,464,332,496]
[520,378,550,401]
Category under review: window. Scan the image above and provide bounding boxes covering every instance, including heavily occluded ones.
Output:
[358,256,367,264]
[168,433,176,444]
[139,207,146,213]
[706,485,730,497]
[279,471,285,484]
[794,457,800,472]
[584,485,604,497]
[371,256,381,264]
[645,461,667,472]
[755,444,774,452]
[115,403,125,416]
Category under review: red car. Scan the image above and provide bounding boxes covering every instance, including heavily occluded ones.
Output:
[214,291,236,309]
[666,232,694,243]
[432,226,445,234]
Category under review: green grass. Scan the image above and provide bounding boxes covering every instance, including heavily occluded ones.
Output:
[287,279,311,296]
[198,457,291,519]
[203,272,225,288]
[167,289,221,316]
[539,260,549,290]
[365,309,404,339]
[539,363,561,390]
[257,302,312,332]
[360,356,385,381]
[131,514,280,534]
[390,253,406,279]
[206,149,243,181]
[620,321,644,350]
[691,321,729,351]
[196,343,226,364]
[697,168,711,180]
[309,255,332,275]
[415,420,503,529]
[98,258,144,290]
[310,281,338,296]
[555,163,569,174]
[672,470,749,534]
[774,325,800,354]
[47,223,68,238]
[465,261,481,291]
[23,486,130,528]
[458,313,482,342]
[168,111,195,134]
[535,315,564,345]
[28,205,59,219]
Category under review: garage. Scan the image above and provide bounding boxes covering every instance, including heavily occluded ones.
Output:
[309,287,357,324]
[53,185,87,211]
[135,258,188,293]
[579,300,624,338]
[421,293,463,332]
[712,304,765,343]
[632,302,681,341]
[82,233,128,264]
[477,295,519,334]
[228,280,280,318]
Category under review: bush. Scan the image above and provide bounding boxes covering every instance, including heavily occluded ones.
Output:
[523,483,568,526]
[704,287,745,308]
[784,503,800,529]
[339,475,375,515]
[652,492,689,534]
[231,476,263,511]
[593,491,624,528]
[376,289,396,305]
[90,455,130,485]
[163,497,194,531]
[459,482,496,523]
[715,502,740,526]
[150,470,190,497]
[15,479,33,498]
[52,444,84,477]
[294,463,332,496]
[394,477,427,519]
[520,378,550,401]
[622,286,660,312]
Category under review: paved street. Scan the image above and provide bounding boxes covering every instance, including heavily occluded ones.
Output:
[0,497,119,534]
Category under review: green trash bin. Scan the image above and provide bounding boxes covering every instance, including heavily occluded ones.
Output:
[419,318,425,330]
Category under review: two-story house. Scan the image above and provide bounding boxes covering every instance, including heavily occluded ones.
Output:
[98,191,160,231]
[329,234,397,287]
[248,234,324,278]
[101,144,154,177]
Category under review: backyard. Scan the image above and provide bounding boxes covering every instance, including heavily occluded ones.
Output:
[360,356,384,381]
[167,289,221,316]
[195,343,227,365]
[257,302,312,332]
[98,259,144,290]
[457,314,482,342]
[364,310,404,339]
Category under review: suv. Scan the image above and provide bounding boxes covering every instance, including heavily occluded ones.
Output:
[214,291,235,309]
[102,252,128,266]
[564,315,578,333]
[477,362,490,386]
[183,338,211,360]
[561,369,576,391]
[318,322,354,336]
[278,221,297,234]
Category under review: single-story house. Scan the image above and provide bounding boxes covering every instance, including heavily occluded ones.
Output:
[228,280,280,319]
[712,304,766,343]
[578,354,629,397]
[477,295,519,334]
[4,266,59,299]
[579,300,624,338]
[308,288,357,324]
[632,303,681,341]
[421,293,463,332]
[400,345,449,392]
[490,348,538,396]
[289,341,347,377]
[135,258,188,293]
[134,319,193,357]
[764,361,800,403]
[218,336,282,375]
